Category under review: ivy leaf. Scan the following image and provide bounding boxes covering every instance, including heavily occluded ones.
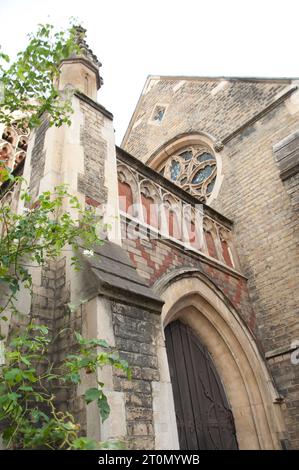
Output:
[4,368,23,384]
[20,356,31,366]
[19,385,34,392]
[74,331,83,343]
[2,427,14,442]
[84,387,110,422]
[7,392,21,401]
[98,393,110,422]
[67,372,80,384]
[30,409,49,423]
[72,437,98,450]
[84,387,101,405]
[78,357,91,368]
[0,51,10,62]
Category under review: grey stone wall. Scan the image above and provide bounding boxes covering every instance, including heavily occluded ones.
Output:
[29,118,49,200]
[111,301,160,450]
[268,353,299,449]
[78,100,108,204]
[29,257,88,434]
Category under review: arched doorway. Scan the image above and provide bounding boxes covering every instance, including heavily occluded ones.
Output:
[165,320,238,450]
[154,269,286,449]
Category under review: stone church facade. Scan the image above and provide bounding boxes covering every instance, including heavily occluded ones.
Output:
[0,30,298,449]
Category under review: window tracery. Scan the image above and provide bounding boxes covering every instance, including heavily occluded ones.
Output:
[116,158,236,270]
[1,123,29,172]
[157,145,217,201]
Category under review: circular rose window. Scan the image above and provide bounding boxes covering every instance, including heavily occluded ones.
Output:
[158,145,217,201]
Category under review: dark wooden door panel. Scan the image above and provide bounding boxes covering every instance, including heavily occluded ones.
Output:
[165,320,238,450]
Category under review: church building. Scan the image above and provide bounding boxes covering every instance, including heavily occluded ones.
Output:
[0,28,298,450]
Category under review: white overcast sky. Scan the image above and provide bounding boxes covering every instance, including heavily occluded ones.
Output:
[0,0,298,144]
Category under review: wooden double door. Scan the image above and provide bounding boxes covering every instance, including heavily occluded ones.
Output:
[165,320,238,450]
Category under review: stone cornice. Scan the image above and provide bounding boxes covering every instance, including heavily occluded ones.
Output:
[75,91,113,120]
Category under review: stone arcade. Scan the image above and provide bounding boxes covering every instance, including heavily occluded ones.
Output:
[0,29,298,449]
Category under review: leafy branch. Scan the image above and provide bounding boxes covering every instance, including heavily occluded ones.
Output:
[0,170,103,326]
[0,324,130,449]
[0,21,81,129]
[0,21,130,450]
[0,170,130,450]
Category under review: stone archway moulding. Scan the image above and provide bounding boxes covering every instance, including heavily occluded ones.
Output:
[154,268,286,450]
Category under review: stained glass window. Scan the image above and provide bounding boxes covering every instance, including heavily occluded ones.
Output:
[197,152,215,163]
[207,177,216,195]
[157,145,217,201]
[180,150,192,161]
[192,165,213,184]
[170,160,181,181]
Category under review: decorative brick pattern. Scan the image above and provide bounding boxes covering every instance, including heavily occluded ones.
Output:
[121,220,255,333]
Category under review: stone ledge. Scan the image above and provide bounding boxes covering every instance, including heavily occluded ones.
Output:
[81,242,164,313]
[265,343,298,359]
[273,129,299,180]
[75,91,113,120]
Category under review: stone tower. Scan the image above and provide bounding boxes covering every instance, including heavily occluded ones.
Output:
[3,27,167,449]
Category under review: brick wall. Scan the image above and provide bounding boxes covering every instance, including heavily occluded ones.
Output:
[123,78,290,161]
[29,257,88,434]
[268,354,299,449]
[121,220,255,334]
[214,105,299,353]
[122,77,299,447]
[217,106,299,448]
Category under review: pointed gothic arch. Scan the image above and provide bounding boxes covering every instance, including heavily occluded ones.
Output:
[154,269,286,450]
